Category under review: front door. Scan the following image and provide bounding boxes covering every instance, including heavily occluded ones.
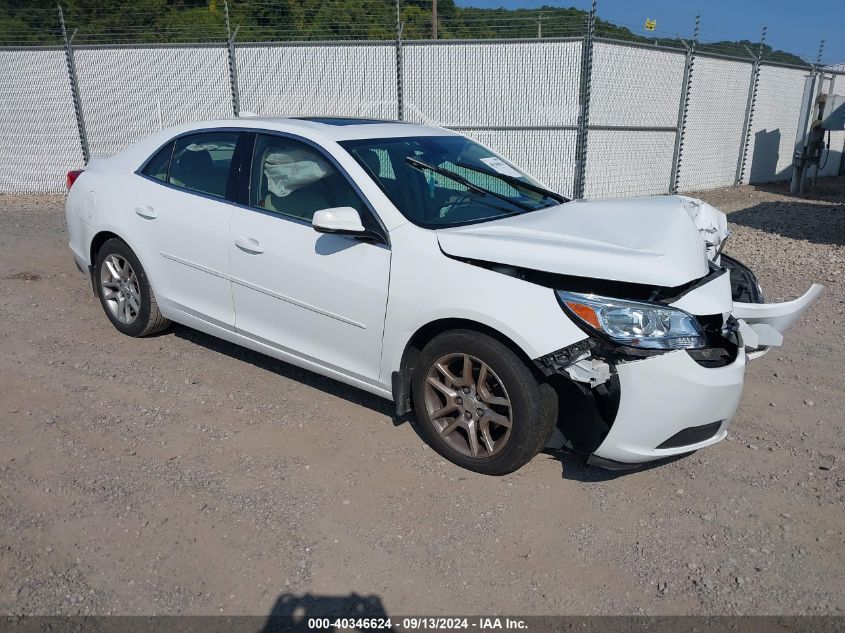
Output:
[228,133,391,383]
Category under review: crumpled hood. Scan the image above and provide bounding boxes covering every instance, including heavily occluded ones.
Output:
[436,195,726,287]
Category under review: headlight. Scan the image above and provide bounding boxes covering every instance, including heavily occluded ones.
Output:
[557,291,706,350]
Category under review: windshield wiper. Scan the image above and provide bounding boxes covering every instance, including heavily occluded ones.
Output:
[405,156,533,211]
[452,161,568,204]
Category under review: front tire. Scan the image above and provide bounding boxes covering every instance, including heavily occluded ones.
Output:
[94,238,170,337]
[411,330,557,476]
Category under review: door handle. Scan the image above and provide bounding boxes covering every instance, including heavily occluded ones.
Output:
[235,237,265,254]
[135,205,157,219]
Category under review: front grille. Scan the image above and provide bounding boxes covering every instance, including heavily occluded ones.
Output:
[656,421,723,449]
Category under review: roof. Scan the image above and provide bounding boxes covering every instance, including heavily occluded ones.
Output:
[107,116,460,172]
[222,116,459,142]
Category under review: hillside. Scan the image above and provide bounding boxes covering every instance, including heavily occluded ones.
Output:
[0,0,807,65]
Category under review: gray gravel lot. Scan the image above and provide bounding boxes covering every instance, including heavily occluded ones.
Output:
[0,178,842,616]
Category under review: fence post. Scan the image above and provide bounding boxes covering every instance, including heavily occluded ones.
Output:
[223,0,240,117]
[395,0,404,121]
[669,15,700,194]
[58,4,89,165]
[734,26,766,186]
[572,0,596,199]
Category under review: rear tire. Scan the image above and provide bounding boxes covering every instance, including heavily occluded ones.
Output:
[411,329,557,476]
[94,238,170,337]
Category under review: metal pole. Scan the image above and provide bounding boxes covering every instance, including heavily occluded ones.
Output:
[789,73,821,195]
[808,40,827,187]
[396,0,404,121]
[58,4,89,165]
[669,15,700,194]
[572,0,596,199]
[224,0,240,117]
[734,26,766,186]
[431,0,437,40]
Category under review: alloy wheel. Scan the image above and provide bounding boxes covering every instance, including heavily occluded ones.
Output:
[423,353,513,458]
[100,254,141,325]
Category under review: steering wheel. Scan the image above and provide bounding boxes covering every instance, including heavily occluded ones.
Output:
[438,191,476,219]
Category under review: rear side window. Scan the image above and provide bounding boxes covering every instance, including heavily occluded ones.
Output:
[168,132,239,198]
[142,141,174,182]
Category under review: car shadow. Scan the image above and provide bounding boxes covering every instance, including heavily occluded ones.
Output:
[169,324,396,419]
[167,326,693,482]
[541,448,694,483]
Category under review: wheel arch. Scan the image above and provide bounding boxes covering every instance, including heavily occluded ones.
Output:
[89,231,127,297]
[89,230,124,267]
[392,317,542,416]
[88,230,151,298]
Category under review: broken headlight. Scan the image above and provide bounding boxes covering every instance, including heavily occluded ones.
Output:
[557,291,707,350]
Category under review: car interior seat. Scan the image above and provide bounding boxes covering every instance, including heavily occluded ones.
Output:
[259,148,331,221]
[171,149,224,196]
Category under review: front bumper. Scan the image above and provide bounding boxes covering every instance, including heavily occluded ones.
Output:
[591,347,745,464]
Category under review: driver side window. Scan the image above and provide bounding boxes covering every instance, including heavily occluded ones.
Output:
[250,134,369,224]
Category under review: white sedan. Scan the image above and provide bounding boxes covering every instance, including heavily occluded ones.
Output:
[64,117,822,475]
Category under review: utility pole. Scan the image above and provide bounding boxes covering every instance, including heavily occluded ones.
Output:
[431,0,437,39]
[537,12,545,39]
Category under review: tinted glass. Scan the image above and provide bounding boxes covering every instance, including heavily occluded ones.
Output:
[142,141,173,182]
[168,132,238,198]
[250,134,370,224]
[340,135,563,228]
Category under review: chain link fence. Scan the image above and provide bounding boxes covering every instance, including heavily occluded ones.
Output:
[678,56,754,192]
[583,41,684,198]
[404,38,583,197]
[237,41,398,120]
[1,4,843,195]
[0,48,84,191]
[75,44,234,157]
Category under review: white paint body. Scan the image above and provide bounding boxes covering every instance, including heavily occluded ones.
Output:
[65,118,821,466]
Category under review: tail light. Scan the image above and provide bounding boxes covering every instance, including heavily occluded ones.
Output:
[66,169,84,190]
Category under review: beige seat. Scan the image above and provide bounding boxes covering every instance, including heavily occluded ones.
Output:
[259,149,331,220]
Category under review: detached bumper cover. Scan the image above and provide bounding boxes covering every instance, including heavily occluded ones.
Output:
[592,348,745,464]
[732,284,823,359]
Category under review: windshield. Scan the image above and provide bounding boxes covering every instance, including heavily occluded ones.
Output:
[340,135,566,228]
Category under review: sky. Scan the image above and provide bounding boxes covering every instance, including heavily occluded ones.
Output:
[455,0,845,65]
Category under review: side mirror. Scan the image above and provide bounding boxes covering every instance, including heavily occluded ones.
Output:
[312,206,366,235]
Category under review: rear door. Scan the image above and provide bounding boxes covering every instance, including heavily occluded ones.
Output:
[135,130,244,327]
[228,132,391,383]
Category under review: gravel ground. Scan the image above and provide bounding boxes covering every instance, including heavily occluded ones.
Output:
[0,178,842,617]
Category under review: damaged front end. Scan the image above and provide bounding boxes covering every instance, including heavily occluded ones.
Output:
[720,253,823,360]
[439,194,821,467]
[530,251,821,466]
[681,197,822,360]
[533,288,742,462]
